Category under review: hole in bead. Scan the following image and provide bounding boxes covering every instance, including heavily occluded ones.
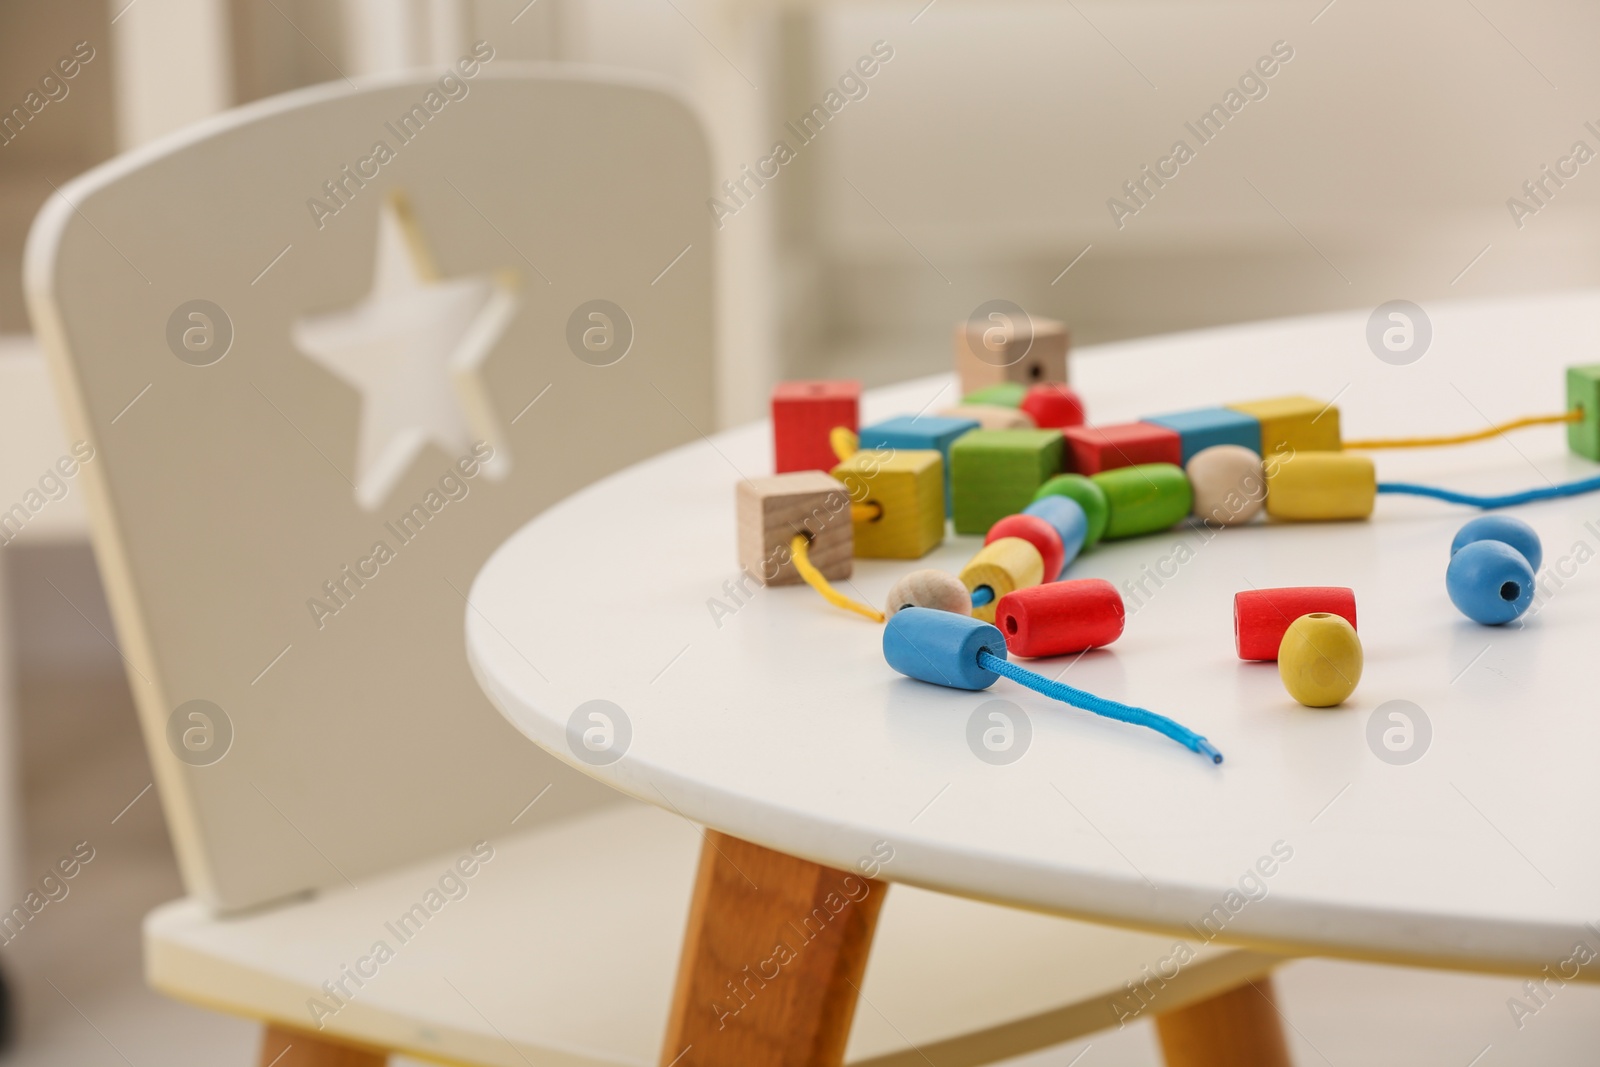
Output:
[1029,363,1042,380]
[1306,612,1333,619]
[1500,581,1521,601]
[1004,614,1018,634]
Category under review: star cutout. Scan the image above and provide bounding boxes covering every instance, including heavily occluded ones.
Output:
[294,192,516,509]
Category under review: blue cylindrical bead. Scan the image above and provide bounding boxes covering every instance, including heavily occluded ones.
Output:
[1022,495,1088,574]
[1446,540,1535,625]
[1451,515,1542,572]
[883,607,1007,690]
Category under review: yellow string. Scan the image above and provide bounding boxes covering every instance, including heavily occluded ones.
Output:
[790,534,885,623]
[830,426,859,462]
[851,501,881,523]
[1344,410,1582,450]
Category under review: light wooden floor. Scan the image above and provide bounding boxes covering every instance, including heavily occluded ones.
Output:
[2,548,1596,1066]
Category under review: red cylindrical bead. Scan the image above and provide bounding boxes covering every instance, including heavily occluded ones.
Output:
[995,579,1125,657]
[986,514,1065,582]
[1019,383,1086,429]
[1234,586,1357,661]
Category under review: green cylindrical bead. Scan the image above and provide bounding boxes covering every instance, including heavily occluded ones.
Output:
[1032,473,1109,548]
[1092,463,1193,540]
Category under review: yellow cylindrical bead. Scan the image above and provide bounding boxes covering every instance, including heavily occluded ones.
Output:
[1265,451,1376,521]
[959,536,1044,623]
[1278,613,1363,707]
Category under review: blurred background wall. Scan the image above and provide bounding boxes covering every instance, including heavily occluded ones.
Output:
[2,0,1598,429]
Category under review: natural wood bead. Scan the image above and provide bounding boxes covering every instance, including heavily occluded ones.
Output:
[937,404,1035,430]
[884,569,971,618]
[1187,444,1265,526]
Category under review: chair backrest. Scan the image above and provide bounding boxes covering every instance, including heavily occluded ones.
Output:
[25,63,715,912]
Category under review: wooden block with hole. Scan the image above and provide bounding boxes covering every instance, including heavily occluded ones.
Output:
[954,315,1069,396]
[1225,395,1341,460]
[949,429,1064,535]
[772,380,860,473]
[832,448,945,559]
[737,472,853,585]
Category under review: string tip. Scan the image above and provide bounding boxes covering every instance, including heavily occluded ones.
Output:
[1197,739,1223,764]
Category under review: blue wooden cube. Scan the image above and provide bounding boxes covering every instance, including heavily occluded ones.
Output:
[1144,407,1261,463]
[859,414,980,515]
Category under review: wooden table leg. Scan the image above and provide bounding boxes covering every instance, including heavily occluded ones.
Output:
[661,831,887,1066]
[258,1023,387,1066]
[1155,974,1292,1067]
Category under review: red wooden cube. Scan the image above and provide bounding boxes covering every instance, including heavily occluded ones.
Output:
[772,380,860,473]
[1062,422,1181,475]
[1019,382,1085,429]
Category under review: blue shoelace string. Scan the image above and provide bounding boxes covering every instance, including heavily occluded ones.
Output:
[1377,473,1600,509]
[977,650,1222,764]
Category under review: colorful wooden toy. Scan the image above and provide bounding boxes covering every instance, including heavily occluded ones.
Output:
[831,448,944,559]
[882,607,1221,762]
[960,536,1044,623]
[1187,444,1265,526]
[858,414,980,516]
[1032,474,1109,547]
[1092,463,1192,540]
[1021,496,1089,575]
[1451,515,1542,571]
[963,382,1028,408]
[1144,407,1262,464]
[939,405,1035,430]
[1565,363,1600,461]
[884,607,1005,690]
[986,514,1065,585]
[954,314,1069,396]
[772,379,860,473]
[995,579,1124,658]
[1019,383,1086,429]
[1225,395,1341,459]
[1278,613,1363,707]
[1061,422,1182,475]
[1447,539,1535,625]
[737,471,853,586]
[949,429,1065,535]
[884,570,971,619]
[1234,587,1356,660]
[1264,452,1376,521]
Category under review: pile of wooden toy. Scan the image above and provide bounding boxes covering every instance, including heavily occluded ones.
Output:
[735,318,1594,760]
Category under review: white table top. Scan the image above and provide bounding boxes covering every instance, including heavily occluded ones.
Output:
[468,291,1600,976]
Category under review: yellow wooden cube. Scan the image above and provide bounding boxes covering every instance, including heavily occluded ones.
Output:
[1226,395,1341,460]
[832,448,945,558]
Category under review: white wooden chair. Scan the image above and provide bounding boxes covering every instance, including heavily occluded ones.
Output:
[25,65,1281,1065]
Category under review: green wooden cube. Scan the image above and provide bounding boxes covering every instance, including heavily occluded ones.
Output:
[1567,363,1600,461]
[950,429,1064,534]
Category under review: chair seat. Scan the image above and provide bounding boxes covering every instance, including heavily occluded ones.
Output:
[146,802,1279,1066]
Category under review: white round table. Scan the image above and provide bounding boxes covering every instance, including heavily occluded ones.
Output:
[468,292,1600,993]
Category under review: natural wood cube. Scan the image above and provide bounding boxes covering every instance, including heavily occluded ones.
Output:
[953,315,1068,396]
[832,448,945,559]
[736,472,853,585]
